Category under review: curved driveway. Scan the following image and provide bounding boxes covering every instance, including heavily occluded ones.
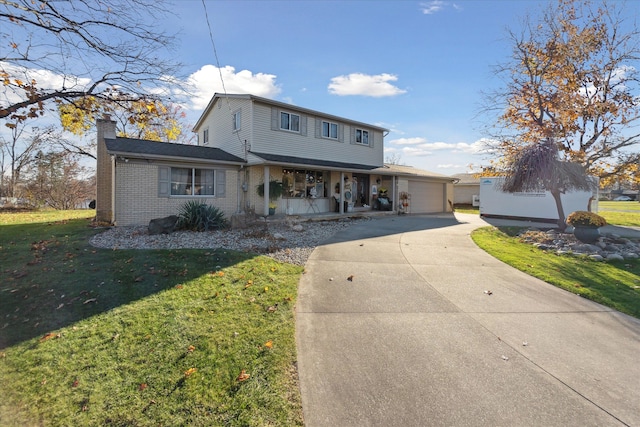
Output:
[296,213,640,426]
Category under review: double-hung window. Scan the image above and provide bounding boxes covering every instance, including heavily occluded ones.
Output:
[322,121,338,139]
[171,167,215,196]
[355,129,369,145]
[280,111,300,132]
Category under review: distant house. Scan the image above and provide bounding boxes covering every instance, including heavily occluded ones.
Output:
[96,93,455,226]
[452,173,480,206]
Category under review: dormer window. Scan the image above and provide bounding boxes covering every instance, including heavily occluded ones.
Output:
[280,111,300,132]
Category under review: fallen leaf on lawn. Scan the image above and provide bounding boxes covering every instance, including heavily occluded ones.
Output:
[218,271,225,277]
[134,276,144,282]
[266,304,278,312]
[56,303,64,310]
[175,284,183,289]
[72,379,79,387]
[40,333,58,342]
[83,298,97,304]
[187,345,195,353]
[347,275,354,282]
[184,368,197,377]
[41,377,47,385]
[139,383,148,391]
[263,287,269,292]
[264,340,273,349]
[574,283,582,288]
[236,370,250,382]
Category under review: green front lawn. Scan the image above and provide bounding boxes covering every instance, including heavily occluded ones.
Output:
[0,210,304,426]
[598,201,640,227]
[471,227,640,318]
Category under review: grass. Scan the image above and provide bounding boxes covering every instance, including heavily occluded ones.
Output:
[471,226,640,318]
[598,201,640,227]
[0,210,304,426]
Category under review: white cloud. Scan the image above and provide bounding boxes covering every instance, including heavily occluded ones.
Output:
[437,163,464,169]
[420,1,462,15]
[328,73,407,97]
[386,136,491,158]
[391,137,427,145]
[420,1,445,14]
[186,65,281,110]
[0,61,92,105]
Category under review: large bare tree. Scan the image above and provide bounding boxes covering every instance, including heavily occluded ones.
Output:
[485,0,640,187]
[0,0,184,123]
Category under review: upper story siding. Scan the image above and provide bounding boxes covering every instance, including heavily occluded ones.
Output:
[194,94,386,168]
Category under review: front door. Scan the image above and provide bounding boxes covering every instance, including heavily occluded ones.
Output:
[352,174,370,207]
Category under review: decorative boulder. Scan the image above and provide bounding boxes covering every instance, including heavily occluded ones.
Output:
[148,215,179,235]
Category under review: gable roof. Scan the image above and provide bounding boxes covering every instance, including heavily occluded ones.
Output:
[105,137,245,164]
[373,164,456,181]
[451,173,480,185]
[194,93,389,133]
[250,151,379,171]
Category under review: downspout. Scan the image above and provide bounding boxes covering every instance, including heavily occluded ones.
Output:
[111,155,116,225]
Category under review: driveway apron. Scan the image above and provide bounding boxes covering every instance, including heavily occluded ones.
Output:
[296,213,640,427]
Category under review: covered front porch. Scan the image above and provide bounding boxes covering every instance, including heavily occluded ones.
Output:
[252,164,398,217]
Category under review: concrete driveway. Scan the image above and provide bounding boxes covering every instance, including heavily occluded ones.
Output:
[296,213,640,426]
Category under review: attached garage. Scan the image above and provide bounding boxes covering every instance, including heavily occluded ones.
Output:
[408,180,446,213]
[373,164,455,214]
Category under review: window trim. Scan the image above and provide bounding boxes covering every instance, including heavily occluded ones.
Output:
[203,128,209,145]
[355,128,369,146]
[321,120,339,140]
[232,110,241,132]
[280,111,301,133]
[170,167,216,197]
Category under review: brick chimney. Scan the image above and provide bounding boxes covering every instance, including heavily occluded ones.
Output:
[96,115,117,223]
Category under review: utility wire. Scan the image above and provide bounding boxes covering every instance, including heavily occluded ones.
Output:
[200,0,246,151]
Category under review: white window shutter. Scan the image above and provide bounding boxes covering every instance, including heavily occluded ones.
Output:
[271,108,279,130]
[338,124,344,142]
[158,166,170,197]
[315,119,321,138]
[216,170,226,197]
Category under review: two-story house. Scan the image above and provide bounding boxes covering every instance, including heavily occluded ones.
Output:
[96,93,454,226]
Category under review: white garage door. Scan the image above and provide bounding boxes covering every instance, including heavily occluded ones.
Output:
[408,181,444,213]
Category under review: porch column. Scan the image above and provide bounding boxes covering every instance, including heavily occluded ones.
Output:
[340,172,345,214]
[392,175,397,213]
[263,165,270,216]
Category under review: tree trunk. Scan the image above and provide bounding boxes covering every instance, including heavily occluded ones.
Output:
[550,189,566,232]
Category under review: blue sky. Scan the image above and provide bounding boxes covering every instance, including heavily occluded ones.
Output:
[165,0,556,175]
[5,1,637,176]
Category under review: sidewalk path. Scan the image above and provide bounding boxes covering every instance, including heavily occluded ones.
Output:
[296,213,640,426]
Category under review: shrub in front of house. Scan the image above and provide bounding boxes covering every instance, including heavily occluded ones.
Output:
[177,201,228,231]
[566,211,607,228]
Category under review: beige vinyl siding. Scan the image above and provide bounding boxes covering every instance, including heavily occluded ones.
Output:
[250,102,383,167]
[113,160,239,226]
[198,97,251,160]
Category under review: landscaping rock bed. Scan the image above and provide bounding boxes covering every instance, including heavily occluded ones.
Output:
[518,228,640,261]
